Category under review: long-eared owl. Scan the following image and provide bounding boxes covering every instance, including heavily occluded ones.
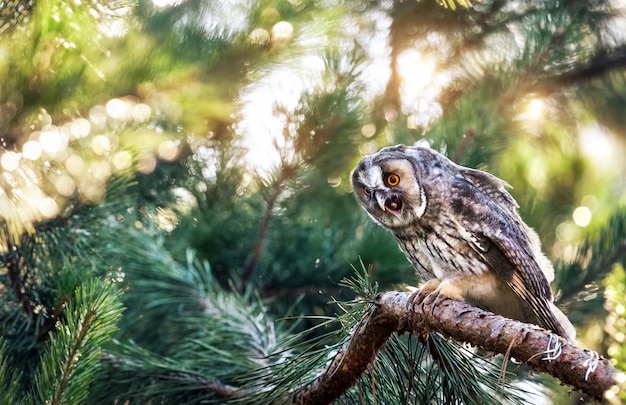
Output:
[351,144,575,341]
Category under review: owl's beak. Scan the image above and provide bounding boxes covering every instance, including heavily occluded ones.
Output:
[375,191,403,218]
[375,192,387,212]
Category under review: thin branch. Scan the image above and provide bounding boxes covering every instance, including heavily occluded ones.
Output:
[5,241,36,321]
[290,301,397,405]
[1,202,82,341]
[101,354,244,400]
[549,45,626,87]
[242,114,344,285]
[170,372,241,399]
[51,308,96,405]
[290,291,618,404]
[242,165,293,285]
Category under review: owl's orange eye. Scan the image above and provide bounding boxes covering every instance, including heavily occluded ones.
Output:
[385,173,400,187]
[363,187,370,197]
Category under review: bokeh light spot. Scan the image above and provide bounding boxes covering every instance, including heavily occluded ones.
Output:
[1,151,20,171]
[112,151,133,171]
[39,127,64,154]
[327,176,341,187]
[106,98,133,121]
[89,105,108,131]
[91,135,112,155]
[573,206,592,227]
[23,184,43,206]
[138,154,157,174]
[54,174,76,197]
[271,21,293,44]
[556,221,578,242]
[158,140,179,161]
[132,103,152,122]
[90,161,112,181]
[82,183,106,203]
[69,118,91,139]
[249,28,271,45]
[65,155,86,177]
[22,141,42,160]
[260,7,280,23]
[38,197,59,218]
[361,124,376,138]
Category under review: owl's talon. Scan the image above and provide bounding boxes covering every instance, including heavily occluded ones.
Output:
[406,279,440,311]
[421,290,448,317]
[405,290,423,328]
[421,293,434,317]
[429,293,442,316]
[405,279,447,328]
[406,290,425,312]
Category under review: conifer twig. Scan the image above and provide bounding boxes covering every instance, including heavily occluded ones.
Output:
[171,372,241,398]
[3,234,58,340]
[2,201,83,341]
[242,165,293,284]
[242,114,343,285]
[289,291,618,404]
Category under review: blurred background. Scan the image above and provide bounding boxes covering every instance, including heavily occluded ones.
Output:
[1,0,626,404]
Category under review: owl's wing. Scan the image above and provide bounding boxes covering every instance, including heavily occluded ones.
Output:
[475,235,575,340]
[452,175,575,340]
[457,167,518,213]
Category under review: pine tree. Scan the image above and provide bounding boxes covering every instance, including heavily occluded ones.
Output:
[1,0,626,404]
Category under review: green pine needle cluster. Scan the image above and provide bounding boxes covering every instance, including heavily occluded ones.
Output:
[31,280,123,405]
[89,237,292,403]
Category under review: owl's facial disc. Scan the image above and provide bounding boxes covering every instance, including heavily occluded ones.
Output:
[352,155,428,226]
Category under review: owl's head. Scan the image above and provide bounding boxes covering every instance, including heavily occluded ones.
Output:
[351,144,428,228]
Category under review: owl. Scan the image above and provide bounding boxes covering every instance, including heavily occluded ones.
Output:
[351,144,576,341]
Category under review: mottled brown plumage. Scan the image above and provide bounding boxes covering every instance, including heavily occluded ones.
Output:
[351,144,576,341]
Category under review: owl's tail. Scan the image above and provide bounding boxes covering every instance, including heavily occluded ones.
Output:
[547,302,576,342]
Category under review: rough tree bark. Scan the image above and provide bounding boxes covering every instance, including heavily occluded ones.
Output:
[289,291,619,404]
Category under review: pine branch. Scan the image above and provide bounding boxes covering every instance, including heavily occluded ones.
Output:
[0,339,21,404]
[242,165,294,284]
[3,234,59,342]
[242,111,345,285]
[33,280,123,405]
[99,353,244,401]
[548,45,626,88]
[5,241,35,321]
[289,292,618,404]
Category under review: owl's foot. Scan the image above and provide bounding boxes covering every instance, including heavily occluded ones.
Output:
[406,279,441,328]
[424,279,466,315]
[406,279,441,311]
[429,278,465,302]
[406,279,465,321]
